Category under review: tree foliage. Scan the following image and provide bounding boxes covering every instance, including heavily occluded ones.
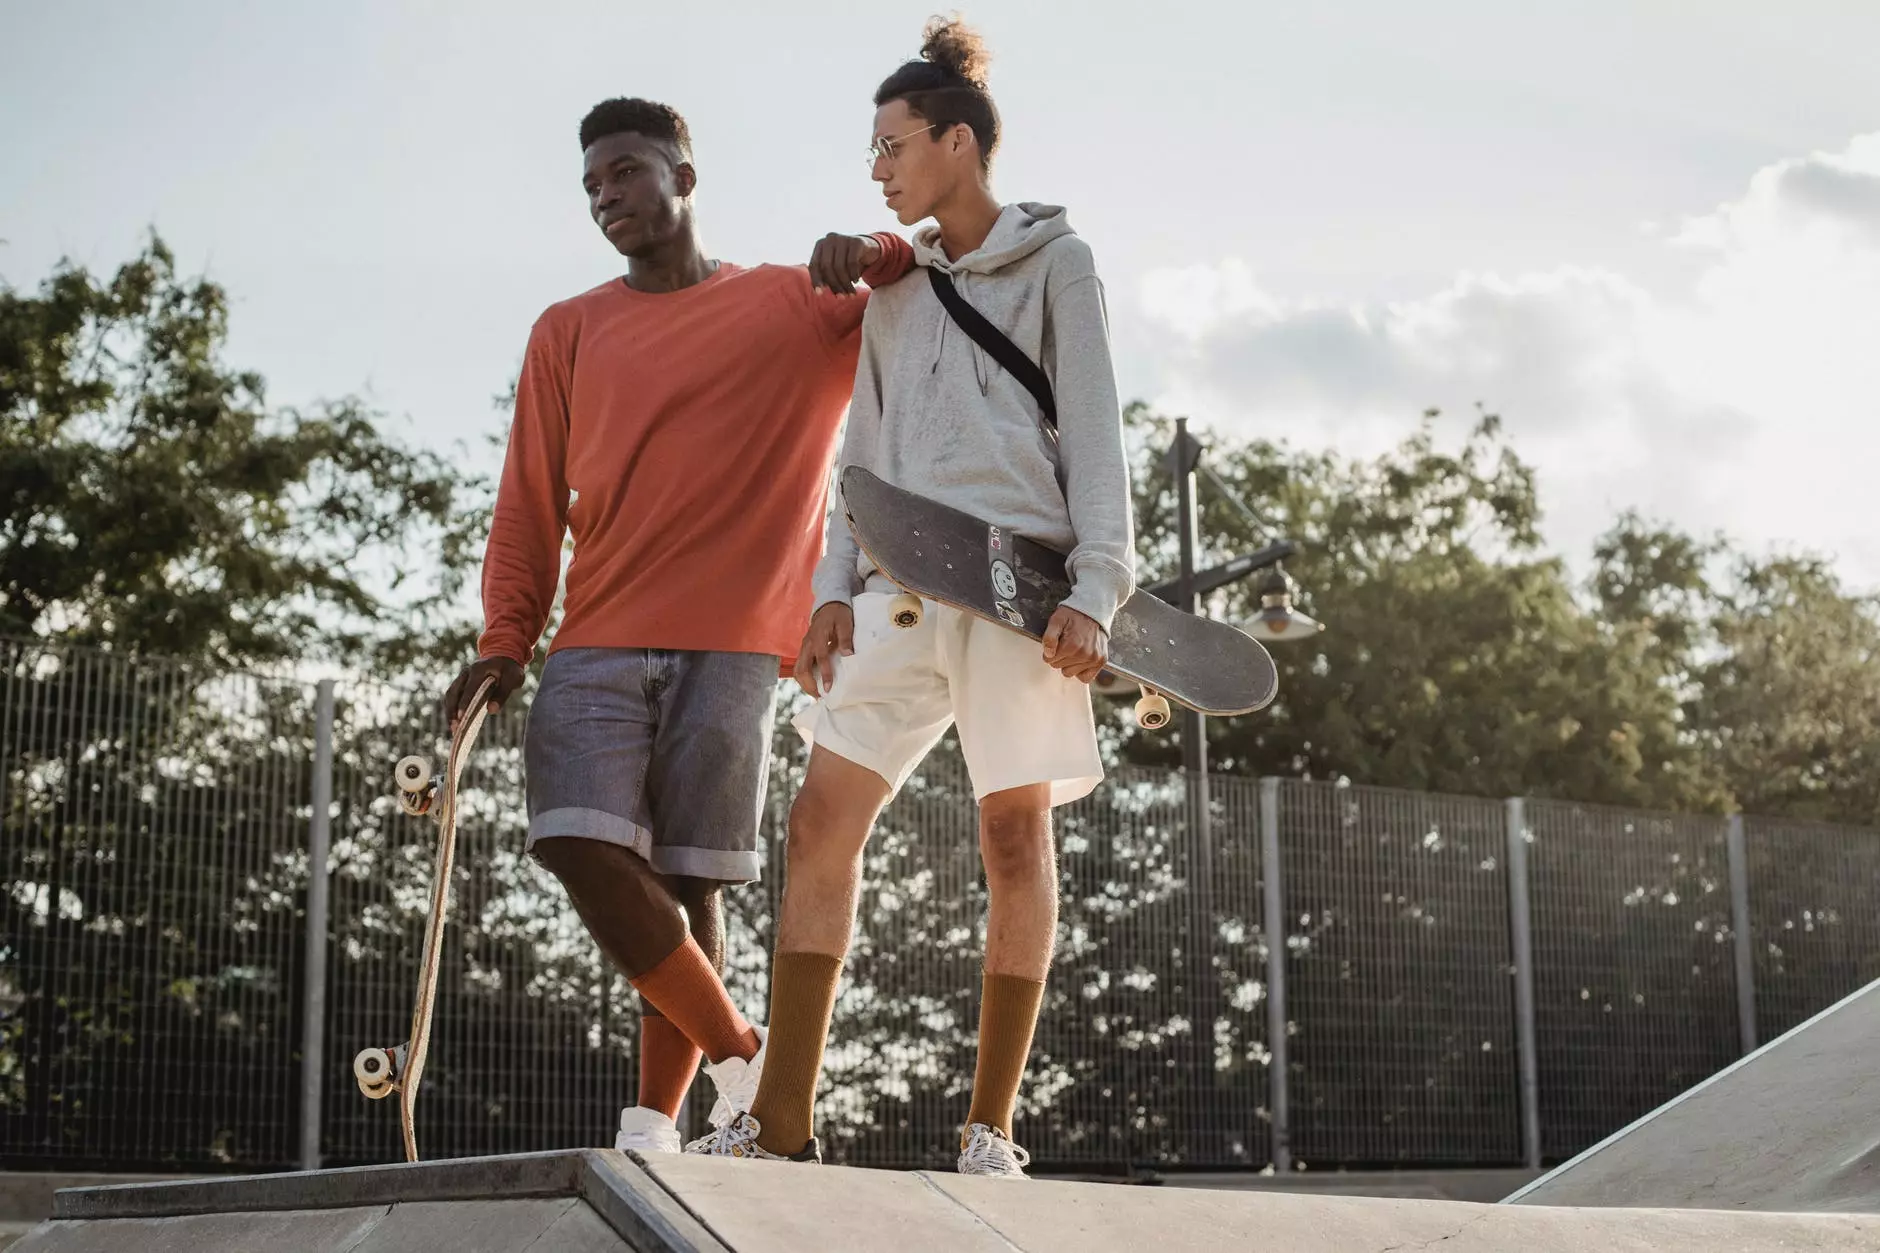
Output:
[0,236,489,670]
[1117,403,1880,825]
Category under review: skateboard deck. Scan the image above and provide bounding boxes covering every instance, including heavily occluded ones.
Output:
[840,467,1279,720]
[351,674,496,1162]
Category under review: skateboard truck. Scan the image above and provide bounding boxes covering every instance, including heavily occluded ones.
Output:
[353,1042,409,1100]
[888,592,923,628]
[394,755,436,817]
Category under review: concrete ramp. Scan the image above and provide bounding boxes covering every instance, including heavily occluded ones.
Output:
[18,1149,1880,1252]
[1507,977,1880,1212]
[15,1151,715,1253]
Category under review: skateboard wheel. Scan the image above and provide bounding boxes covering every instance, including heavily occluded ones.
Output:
[355,1046,397,1091]
[1135,692,1172,730]
[395,756,433,793]
[888,592,923,629]
[360,1076,395,1100]
[397,788,434,818]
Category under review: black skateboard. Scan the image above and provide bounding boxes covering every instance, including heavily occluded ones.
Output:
[840,467,1279,727]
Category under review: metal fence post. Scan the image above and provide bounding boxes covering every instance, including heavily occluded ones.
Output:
[300,679,336,1172]
[1259,777,1291,1172]
[1726,814,1758,1055]
[1505,797,1542,1170]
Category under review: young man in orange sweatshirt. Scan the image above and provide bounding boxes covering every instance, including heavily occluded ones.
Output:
[442,97,911,1155]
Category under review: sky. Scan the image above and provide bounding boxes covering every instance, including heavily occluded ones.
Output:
[5,1,1879,587]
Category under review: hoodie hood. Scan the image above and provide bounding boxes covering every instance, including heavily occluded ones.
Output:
[910,203,1078,386]
[912,202,1074,275]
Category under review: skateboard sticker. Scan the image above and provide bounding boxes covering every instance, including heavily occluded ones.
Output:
[991,559,1017,600]
[995,602,1025,629]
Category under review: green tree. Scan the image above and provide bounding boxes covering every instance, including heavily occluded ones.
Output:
[1588,514,1880,823]
[1118,405,1726,812]
[1693,555,1880,824]
[0,236,489,670]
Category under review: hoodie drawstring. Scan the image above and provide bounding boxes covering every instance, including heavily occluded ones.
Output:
[930,266,992,397]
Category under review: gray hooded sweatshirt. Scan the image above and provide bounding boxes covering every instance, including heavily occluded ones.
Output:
[811,203,1136,630]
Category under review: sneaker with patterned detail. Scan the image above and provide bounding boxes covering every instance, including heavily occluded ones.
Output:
[685,1110,821,1162]
[957,1123,1030,1178]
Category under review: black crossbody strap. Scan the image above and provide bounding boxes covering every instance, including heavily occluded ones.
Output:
[927,266,1057,432]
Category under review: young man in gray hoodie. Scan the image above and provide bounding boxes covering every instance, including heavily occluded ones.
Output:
[689,19,1134,1176]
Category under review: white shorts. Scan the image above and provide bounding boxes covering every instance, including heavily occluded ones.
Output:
[792,591,1103,807]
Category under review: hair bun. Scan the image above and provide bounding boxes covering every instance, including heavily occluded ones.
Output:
[920,16,991,88]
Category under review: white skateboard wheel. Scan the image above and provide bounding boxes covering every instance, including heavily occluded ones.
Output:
[395,756,433,793]
[1135,691,1172,730]
[355,1046,396,1090]
[888,592,923,628]
[360,1076,394,1100]
[397,789,434,818]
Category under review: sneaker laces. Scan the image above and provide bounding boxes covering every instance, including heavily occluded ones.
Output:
[962,1127,1031,1176]
[685,1111,762,1156]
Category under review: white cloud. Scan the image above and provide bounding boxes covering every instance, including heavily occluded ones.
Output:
[1140,133,1880,587]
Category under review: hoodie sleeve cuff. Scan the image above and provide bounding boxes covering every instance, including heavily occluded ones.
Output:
[1061,558,1134,634]
[810,573,859,612]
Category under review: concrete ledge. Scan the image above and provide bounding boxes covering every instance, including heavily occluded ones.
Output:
[52,1152,588,1220]
[45,1152,727,1253]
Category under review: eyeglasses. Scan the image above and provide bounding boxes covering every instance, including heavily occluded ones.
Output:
[865,124,935,165]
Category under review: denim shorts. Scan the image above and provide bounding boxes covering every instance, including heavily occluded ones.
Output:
[523,647,780,883]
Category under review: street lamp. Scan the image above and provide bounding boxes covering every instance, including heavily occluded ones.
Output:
[1244,564,1324,643]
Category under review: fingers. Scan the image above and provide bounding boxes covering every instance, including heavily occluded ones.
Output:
[810,233,867,295]
[808,233,835,290]
[827,238,858,295]
[1043,615,1108,682]
[834,611,855,656]
[442,672,466,726]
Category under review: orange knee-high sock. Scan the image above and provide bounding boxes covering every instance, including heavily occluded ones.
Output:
[637,1012,703,1119]
[628,936,759,1064]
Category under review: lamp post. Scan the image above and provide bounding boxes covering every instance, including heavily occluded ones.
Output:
[1152,417,1326,1103]
[1166,417,1218,1109]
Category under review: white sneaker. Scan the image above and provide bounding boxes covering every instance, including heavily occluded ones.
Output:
[703,1026,767,1127]
[958,1123,1030,1178]
[684,1110,821,1162]
[615,1106,682,1154]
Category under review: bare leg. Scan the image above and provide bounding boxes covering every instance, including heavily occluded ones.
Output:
[968,784,1055,1135]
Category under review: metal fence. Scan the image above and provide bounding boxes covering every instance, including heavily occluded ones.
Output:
[3,639,1877,1174]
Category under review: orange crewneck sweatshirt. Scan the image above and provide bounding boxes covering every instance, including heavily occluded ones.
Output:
[477,236,913,669]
